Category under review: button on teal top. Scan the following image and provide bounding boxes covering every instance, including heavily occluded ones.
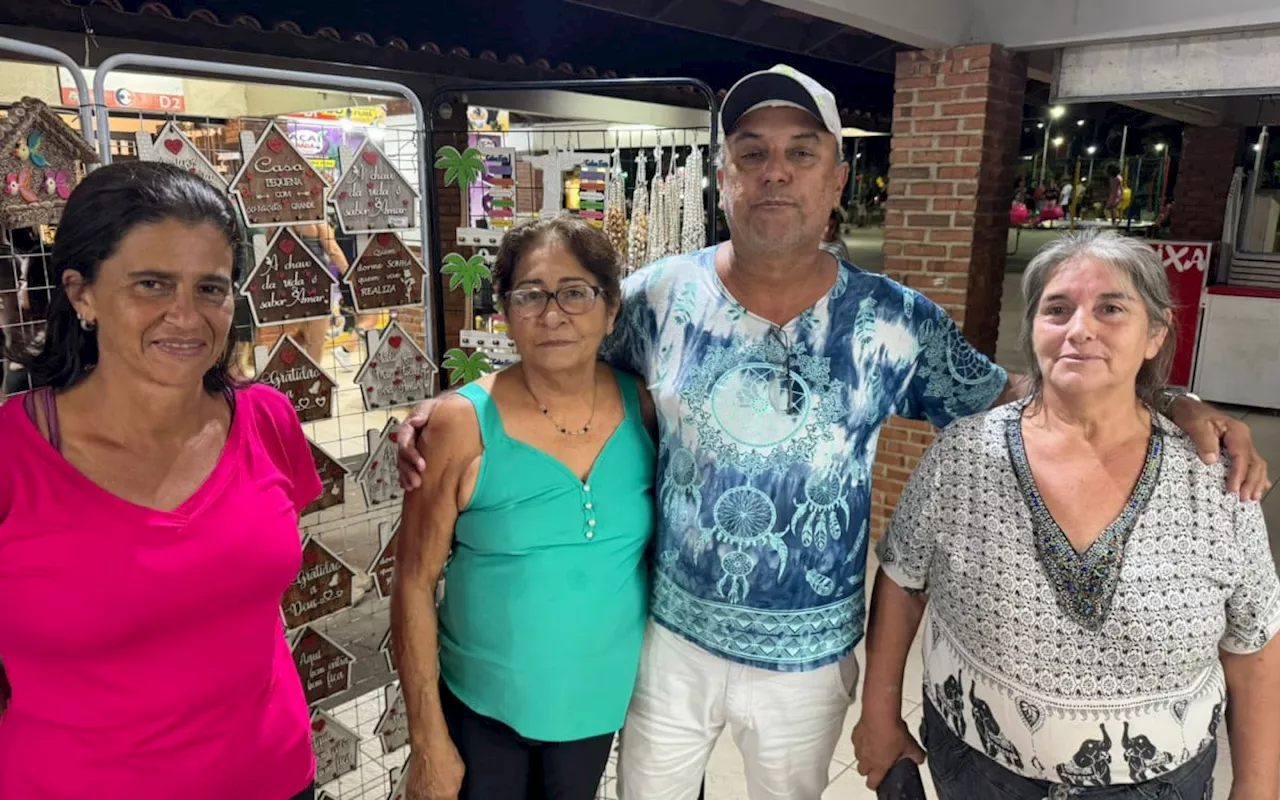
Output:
[439,368,655,742]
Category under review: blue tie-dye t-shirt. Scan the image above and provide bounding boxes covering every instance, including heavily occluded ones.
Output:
[601,247,1007,673]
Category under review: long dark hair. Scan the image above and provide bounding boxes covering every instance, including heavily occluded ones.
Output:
[9,161,248,395]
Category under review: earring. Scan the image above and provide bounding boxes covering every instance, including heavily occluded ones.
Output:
[78,316,96,332]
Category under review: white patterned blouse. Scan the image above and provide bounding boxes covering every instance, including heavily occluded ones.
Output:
[878,402,1280,787]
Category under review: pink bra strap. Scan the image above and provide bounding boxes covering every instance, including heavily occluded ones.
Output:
[24,387,61,451]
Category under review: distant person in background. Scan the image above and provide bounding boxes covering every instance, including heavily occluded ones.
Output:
[1106,164,1124,225]
[1058,177,1074,217]
[820,208,850,262]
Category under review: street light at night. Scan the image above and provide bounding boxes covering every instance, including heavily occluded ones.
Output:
[1154,142,1166,153]
[1077,119,1086,126]
[1049,105,1066,119]
[1086,145,1098,155]
[1052,136,1064,147]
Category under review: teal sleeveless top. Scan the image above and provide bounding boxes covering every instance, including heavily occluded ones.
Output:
[439,368,655,742]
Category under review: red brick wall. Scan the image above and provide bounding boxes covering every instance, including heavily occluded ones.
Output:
[1171,126,1242,244]
[871,44,1027,538]
[434,118,470,358]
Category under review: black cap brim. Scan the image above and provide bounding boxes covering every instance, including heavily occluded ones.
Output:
[721,72,824,135]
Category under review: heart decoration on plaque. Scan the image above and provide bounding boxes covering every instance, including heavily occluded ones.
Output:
[374,682,411,754]
[239,229,337,327]
[310,708,360,785]
[356,417,404,508]
[136,121,227,190]
[281,536,357,630]
[290,626,355,706]
[329,139,418,234]
[354,321,438,412]
[342,232,429,313]
[255,335,336,422]
[229,121,329,227]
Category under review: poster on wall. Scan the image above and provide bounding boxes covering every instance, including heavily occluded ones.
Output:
[356,418,404,508]
[303,440,349,517]
[310,709,361,786]
[281,536,356,630]
[343,233,429,313]
[285,122,364,176]
[229,121,330,226]
[254,335,336,422]
[374,682,411,754]
[240,228,337,326]
[329,140,418,233]
[136,121,226,190]
[354,321,438,411]
[291,626,356,706]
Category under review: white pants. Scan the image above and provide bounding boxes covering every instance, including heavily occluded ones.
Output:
[618,621,859,800]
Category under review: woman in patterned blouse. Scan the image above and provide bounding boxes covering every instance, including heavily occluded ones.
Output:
[853,230,1280,799]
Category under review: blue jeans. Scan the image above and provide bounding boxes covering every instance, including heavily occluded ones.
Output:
[921,699,1216,800]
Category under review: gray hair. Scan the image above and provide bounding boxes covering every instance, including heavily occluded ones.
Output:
[1019,229,1174,408]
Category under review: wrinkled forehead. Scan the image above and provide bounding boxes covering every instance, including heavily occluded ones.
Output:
[1042,255,1141,299]
[726,105,830,145]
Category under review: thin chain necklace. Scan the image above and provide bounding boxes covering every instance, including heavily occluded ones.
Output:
[524,373,598,436]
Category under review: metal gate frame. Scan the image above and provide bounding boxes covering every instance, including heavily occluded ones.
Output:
[92,53,436,361]
[0,36,95,147]
[423,77,719,356]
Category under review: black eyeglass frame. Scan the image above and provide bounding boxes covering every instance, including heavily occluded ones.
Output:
[503,285,605,318]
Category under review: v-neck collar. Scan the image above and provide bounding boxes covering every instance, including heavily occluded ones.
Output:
[9,389,243,519]
[1005,406,1164,631]
[707,246,848,333]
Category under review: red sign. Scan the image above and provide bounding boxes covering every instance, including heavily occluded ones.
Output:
[1151,241,1212,388]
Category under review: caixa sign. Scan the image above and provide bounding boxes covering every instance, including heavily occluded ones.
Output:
[58,67,187,113]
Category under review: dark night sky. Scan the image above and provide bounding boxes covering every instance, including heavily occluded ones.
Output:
[170,0,895,112]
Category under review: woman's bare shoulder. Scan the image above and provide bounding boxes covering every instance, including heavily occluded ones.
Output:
[419,392,482,461]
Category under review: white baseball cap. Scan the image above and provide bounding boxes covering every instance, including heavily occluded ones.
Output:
[721,64,842,140]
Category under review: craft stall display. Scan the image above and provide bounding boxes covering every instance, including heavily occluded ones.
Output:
[329,140,418,234]
[280,536,356,630]
[290,626,356,706]
[253,335,336,422]
[0,96,99,231]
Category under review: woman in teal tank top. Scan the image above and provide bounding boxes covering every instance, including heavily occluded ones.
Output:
[392,217,656,800]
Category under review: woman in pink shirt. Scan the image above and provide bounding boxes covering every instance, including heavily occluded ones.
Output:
[0,161,320,799]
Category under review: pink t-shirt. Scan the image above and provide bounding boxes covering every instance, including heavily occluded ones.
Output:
[0,384,321,799]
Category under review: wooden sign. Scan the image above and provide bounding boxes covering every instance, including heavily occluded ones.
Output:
[356,418,403,507]
[374,682,410,754]
[136,121,225,189]
[330,140,418,233]
[354,322,438,411]
[255,335,336,422]
[388,762,412,800]
[240,228,337,326]
[379,627,397,674]
[281,536,356,630]
[343,232,428,313]
[0,97,98,230]
[368,516,400,600]
[480,147,516,230]
[302,440,349,517]
[291,626,355,706]
[229,121,329,226]
[310,709,360,786]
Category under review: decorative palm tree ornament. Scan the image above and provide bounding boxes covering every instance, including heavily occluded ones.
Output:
[434,145,485,224]
[443,348,494,386]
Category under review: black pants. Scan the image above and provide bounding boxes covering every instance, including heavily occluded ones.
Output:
[922,698,1216,800]
[289,786,314,800]
[441,681,615,800]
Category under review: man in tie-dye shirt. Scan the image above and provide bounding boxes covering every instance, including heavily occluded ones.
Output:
[396,64,1266,800]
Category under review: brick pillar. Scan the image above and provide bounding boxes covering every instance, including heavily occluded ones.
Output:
[870,44,1026,538]
[1170,126,1242,243]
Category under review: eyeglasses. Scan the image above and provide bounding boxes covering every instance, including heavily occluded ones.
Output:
[505,285,603,318]
[767,326,802,416]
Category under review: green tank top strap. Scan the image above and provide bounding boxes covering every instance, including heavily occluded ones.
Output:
[611,367,642,423]
[454,381,504,448]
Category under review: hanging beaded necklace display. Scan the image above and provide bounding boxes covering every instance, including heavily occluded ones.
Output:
[525,375,598,436]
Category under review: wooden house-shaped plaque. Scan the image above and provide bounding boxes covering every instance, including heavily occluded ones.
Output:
[136,121,226,190]
[0,97,99,230]
[356,417,404,508]
[368,515,400,601]
[329,140,418,234]
[290,625,356,706]
[255,334,336,422]
[302,440,349,517]
[374,682,410,754]
[229,121,329,227]
[310,709,360,786]
[354,321,437,412]
[240,228,337,326]
[379,627,397,674]
[281,536,357,630]
[343,232,428,313]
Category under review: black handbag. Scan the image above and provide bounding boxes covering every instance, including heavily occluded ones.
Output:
[876,758,927,800]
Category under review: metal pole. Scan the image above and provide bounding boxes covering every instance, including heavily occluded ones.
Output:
[92,52,436,363]
[0,37,95,149]
[1040,124,1051,184]
[1240,125,1269,250]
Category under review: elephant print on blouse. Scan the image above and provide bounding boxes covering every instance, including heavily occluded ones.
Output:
[933,671,966,738]
[1056,724,1113,787]
[1122,721,1173,782]
[968,680,1023,769]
